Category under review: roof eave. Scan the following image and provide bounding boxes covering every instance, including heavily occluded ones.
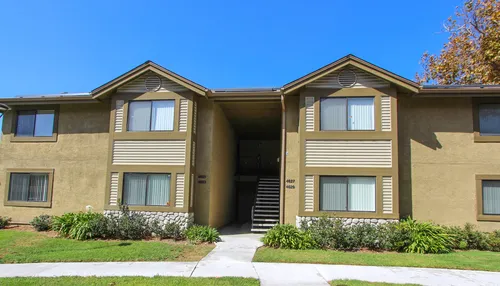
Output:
[282,54,420,95]
[91,62,207,99]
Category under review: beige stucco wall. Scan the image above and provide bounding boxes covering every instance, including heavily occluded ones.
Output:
[0,103,110,223]
[208,103,237,228]
[193,100,237,228]
[284,96,300,224]
[399,96,500,231]
[194,98,214,226]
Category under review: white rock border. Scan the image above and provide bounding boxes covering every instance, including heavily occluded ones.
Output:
[104,210,194,229]
[296,216,398,228]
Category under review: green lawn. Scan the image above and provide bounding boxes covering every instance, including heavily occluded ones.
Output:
[253,247,500,272]
[331,280,419,286]
[0,276,259,286]
[0,230,214,263]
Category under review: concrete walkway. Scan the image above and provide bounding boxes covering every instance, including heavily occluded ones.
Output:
[1,225,500,285]
[1,261,500,286]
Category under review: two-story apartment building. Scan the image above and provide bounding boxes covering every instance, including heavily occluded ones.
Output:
[1,55,499,232]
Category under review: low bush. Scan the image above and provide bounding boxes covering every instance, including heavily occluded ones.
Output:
[444,223,491,251]
[393,218,453,254]
[152,221,185,240]
[301,216,397,251]
[52,213,78,236]
[53,212,107,240]
[185,225,220,244]
[30,214,52,231]
[263,224,315,250]
[0,216,11,229]
[488,230,500,252]
[107,205,151,240]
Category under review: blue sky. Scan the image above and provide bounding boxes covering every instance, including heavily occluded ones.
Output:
[0,0,462,97]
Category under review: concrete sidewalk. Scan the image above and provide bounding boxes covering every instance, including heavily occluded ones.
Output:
[1,261,500,286]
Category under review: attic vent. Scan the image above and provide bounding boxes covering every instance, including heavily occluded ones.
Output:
[337,69,357,87]
[144,75,162,91]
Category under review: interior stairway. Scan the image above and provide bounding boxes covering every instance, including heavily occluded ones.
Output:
[251,177,280,232]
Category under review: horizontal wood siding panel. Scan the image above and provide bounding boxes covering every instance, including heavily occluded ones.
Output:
[109,172,119,206]
[193,101,197,134]
[112,140,186,165]
[305,140,392,167]
[307,66,390,89]
[305,97,315,132]
[179,99,188,132]
[117,71,187,93]
[192,141,196,167]
[190,174,194,208]
[175,173,185,208]
[382,176,393,214]
[381,96,391,131]
[304,175,314,211]
[114,100,124,132]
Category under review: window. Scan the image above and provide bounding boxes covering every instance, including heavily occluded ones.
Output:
[482,180,500,215]
[479,104,500,135]
[15,110,55,137]
[123,173,171,206]
[128,100,174,131]
[320,176,376,212]
[320,97,374,131]
[8,173,49,202]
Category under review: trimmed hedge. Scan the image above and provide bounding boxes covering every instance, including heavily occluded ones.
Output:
[263,216,499,254]
[41,205,219,243]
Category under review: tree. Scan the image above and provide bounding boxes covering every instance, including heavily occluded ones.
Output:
[416,0,500,85]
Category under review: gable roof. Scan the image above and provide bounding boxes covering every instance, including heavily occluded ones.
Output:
[91,61,208,99]
[282,54,420,94]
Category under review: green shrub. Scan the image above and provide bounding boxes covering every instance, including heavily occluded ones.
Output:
[443,223,491,250]
[0,216,11,229]
[52,213,78,236]
[107,206,151,240]
[301,216,397,251]
[263,224,316,250]
[488,231,500,252]
[53,212,107,240]
[152,221,185,240]
[69,212,108,240]
[394,218,453,254]
[30,215,52,231]
[185,225,220,244]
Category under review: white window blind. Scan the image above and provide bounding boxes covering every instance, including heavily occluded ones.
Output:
[8,173,49,202]
[128,100,174,132]
[320,97,374,131]
[123,173,171,206]
[483,180,500,215]
[320,176,375,212]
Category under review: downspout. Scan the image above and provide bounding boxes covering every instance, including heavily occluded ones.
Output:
[279,89,286,224]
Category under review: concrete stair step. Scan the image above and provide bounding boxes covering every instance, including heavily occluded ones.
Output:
[251,228,270,233]
[253,218,279,222]
[253,213,280,217]
[252,223,277,227]
[254,209,279,213]
[256,206,280,209]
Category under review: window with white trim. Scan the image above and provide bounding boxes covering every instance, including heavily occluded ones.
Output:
[482,180,500,215]
[123,173,171,206]
[127,100,174,131]
[320,176,376,212]
[320,97,374,131]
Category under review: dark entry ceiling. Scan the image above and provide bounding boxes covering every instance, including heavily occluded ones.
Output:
[218,101,281,140]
